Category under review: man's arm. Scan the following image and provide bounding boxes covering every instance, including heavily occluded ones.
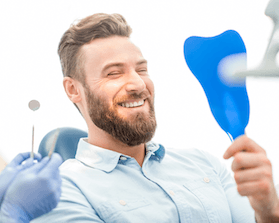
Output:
[31,173,105,223]
[224,135,279,223]
[199,148,256,222]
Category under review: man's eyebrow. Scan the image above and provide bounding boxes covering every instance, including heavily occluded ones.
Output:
[102,59,148,73]
[102,63,124,73]
[136,59,148,66]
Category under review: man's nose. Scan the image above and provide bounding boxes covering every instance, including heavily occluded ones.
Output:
[125,71,146,94]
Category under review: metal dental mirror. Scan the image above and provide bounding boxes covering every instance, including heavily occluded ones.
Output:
[28,100,40,158]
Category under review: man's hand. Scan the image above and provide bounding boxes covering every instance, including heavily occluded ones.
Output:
[224,135,279,223]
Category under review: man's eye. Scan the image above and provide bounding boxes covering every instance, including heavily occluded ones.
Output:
[138,69,148,74]
[108,72,120,76]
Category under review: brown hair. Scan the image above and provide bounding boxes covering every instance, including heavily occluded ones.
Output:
[58,13,132,86]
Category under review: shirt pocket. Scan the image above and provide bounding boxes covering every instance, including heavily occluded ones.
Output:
[97,196,151,223]
[183,175,232,223]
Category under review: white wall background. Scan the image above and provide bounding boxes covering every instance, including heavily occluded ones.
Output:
[1,0,279,184]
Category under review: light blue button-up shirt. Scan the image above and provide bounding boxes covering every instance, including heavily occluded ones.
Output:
[33,139,255,223]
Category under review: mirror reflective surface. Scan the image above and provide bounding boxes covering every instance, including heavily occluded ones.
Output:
[28,100,40,111]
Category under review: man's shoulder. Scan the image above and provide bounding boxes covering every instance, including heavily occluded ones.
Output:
[60,158,82,170]
[163,146,223,170]
[59,158,92,179]
[165,146,215,161]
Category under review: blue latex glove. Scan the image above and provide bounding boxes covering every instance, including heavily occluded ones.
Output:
[0,152,42,206]
[0,153,63,223]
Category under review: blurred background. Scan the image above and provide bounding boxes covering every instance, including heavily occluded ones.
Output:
[1,0,279,183]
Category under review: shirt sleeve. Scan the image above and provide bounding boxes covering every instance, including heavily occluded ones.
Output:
[200,150,256,223]
[31,176,105,223]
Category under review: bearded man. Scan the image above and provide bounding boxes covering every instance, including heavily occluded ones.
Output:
[33,13,279,223]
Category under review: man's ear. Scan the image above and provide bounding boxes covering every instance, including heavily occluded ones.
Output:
[63,77,83,104]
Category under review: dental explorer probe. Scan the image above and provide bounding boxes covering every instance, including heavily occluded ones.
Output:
[48,128,60,158]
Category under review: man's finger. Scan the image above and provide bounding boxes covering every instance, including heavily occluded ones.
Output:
[234,166,272,184]
[237,180,273,197]
[223,135,265,159]
[231,153,271,171]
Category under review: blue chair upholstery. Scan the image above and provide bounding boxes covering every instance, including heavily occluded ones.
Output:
[38,127,88,161]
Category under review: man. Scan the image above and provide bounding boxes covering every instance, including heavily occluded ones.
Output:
[33,13,279,222]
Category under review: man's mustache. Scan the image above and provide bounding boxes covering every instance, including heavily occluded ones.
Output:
[114,91,151,105]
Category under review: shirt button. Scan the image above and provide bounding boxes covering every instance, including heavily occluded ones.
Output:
[169,190,175,196]
[119,200,126,206]
[203,177,210,183]
[120,156,127,161]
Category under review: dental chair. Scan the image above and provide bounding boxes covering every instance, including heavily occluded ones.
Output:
[38,127,88,161]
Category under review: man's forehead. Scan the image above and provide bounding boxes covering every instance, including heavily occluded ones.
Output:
[81,36,145,69]
[82,36,137,54]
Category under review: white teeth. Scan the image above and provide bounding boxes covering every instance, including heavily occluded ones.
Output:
[121,100,144,108]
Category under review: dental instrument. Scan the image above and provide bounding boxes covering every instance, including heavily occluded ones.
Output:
[28,100,40,158]
[48,128,60,158]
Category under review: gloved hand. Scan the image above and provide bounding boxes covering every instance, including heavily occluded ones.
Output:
[0,153,63,223]
[0,152,42,206]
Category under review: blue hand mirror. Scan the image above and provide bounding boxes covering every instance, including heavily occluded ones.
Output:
[184,30,250,141]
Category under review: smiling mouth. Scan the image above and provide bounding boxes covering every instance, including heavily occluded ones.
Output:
[118,100,145,108]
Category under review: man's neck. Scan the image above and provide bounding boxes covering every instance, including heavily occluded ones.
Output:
[87,129,146,167]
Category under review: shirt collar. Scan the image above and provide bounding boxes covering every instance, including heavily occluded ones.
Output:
[145,141,165,162]
[75,138,165,172]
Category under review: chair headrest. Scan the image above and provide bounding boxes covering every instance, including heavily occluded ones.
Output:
[38,127,88,161]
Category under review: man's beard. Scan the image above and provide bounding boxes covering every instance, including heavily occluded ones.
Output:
[84,85,157,147]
